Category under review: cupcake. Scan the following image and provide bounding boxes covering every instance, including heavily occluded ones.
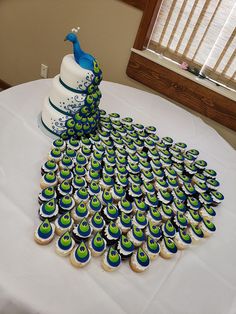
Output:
[166,177,179,190]
[127,162,140,174]
[147,148,159,160]
[88,159,102,172]
[87,195,102,215]
[182,182,196,196]
[102,204,119,223]
[71,175,86,190]
[128,174,142,186]
[172,154,184,164]
[127,225,145,247]
[160,237,178,259]
[103,164,115,177]
[40,172,58,189]
[70,241,91,268]
[57,180,73,197]
[145,193,159,207]
[38,186,57,204]
[115,165,128,176]
[55,212,74,235]
[141,182,155,195]
[188,224,204,242]
[145,126,156,134]
[103,221,121,245]
[111,184,126,201]
[58,195,75,214]
[195,159,208,170]
[171,198,186,214]
[67,138,80,150]
[139,160,151,172]
[145,222,162,240]
[72,218,93,243]
[117,235,135,259]
[142,236,160,260]
[146,207,162,225]
[172,188,187,202]
[34,219,55,245]
[175,142,187,152]
[203,169,217,179]
[99,190,113,206]
[184,163,197,176]
[160,156,172,168]
[116,174,129,187]
[85,169,100,183]
[162,136,173,146]
[132,211,148,229]
[76,153,88,167]
[104,155,116,167]
[129,184,142,198]
[59,156,74,170]
[206,178,220,191]
[73,187,89,204]
[48,148,63,162]
[152,168,165,180]
[71,201,89,223]
[130,248,150,273]
[141,170,154,183]
[92,151,103,162]
[88,232,107,257]
[100,174,114,190]
[102,247,121,272]
[198,218,216,237]
[157,189,173,204]
[162,220,176,238]
[211,191,224,206]
[89,212,105,233]
[64,148,76,160]
[118,197,133,215]
[52,138,66,151]
[174,212,188,229]
[186,149,199,158]
[199,192,213,205]
[172,163,184,174]
[178,174,191,186]
[169,146,181,156]
[55,231,75,256]
[127,153,139,164]
[185,209,202,226]
[57,168,73,183]
[174,229,192,250]
[121,117,133,125]
[194,181,208,194]
[88,181,101,196]
[187,197,201,211]
[154,178,168,191]
[115,212,132,233]
[199,204,216,220]
[39,199,58,221]
[116,155,128,166]
[192,173,206,184]
[137,151,148,161]
[73,164,86,177]
[80,146,91,159]
[41,159,58,175]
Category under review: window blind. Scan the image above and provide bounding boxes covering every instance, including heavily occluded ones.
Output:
[148,0,236,91]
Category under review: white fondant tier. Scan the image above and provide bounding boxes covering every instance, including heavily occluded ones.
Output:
[60,54,99,93]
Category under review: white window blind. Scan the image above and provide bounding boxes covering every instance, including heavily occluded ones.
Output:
[148,0,236,91]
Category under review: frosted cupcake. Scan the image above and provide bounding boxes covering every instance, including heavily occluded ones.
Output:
[99,190,113,206]
[103,164,115,177]
[184,154,196,165]
[71,201,89,223]
[137,151,148,162]
[67,138,80,150]
[102,247,121,272]
[141,170,154,183]
[129,184,142,198]
[117,235,135,259]
[116,174,129,187]
[178,174,191,186]
[89,212,105,233]
[39,199,58,221]
[203,169,217,179]
[104,155,116,167]
[88,181,101,196]
[92,151,103,162]
[73,164,86,177]
[128,174,142,186]
[162,220,176,238]
[72,218,93,243]
[145,193,159,207]
[70,241,91,268]
[188,224,204,243]
[102,204,119,223]
[182,182,196,196]
[145,222,162,241]
[152,168,164,180]
[55,212,74,235]
[116,212,132,233]
[147,148,159,160]
[58,195,75,214]
[88,159,102,172]
[130,248,150,273]
[115,165,128,176]
[160,156,172,168]
[80,146,91,159]
[211,191,224,206]
[41,159,58,175]
[88,232,107,257]
[142,236,160,260]
[40,172,58,189]
[73,187,89,204]
[55,231,75,256]
[52,138,66,151]
[186,149,199,158]
[146,207,162,225]
[194,181,208,194]
[159,204,173,221]
[184,163,197,176]
[154,178,168,191]
[174,212,188,230]
[174,229,192,250]
[166,177,178,190]
[103,221,121,245]
[171,198,186,214]
[87,195,102,215]
[199,192,213,205]
[57,168,73,183]
[198,218,216,237]
[76,153,88,167]
[192,173,206,184]
[145,126,156,134]
[185,209,202,226]
[127,153,139,164]
[57,180,73,197]
[133,199,148,213]
[64,148,77,160]
[187,196,201,211]
[111,184,125,202]
[172,163,184,174]
[100,174,114,190]
[172,188,187,202]
[141,182,155,195]
[59,156,74,170]
[195,159,208,170]
[127,162,140,175]
[199,204,216,220]
[132,211,148,229]
[157,189,173,204]
[71,175,86,190]
[34,219,55,245]
[160,237,178,259]
[121,117,133,125]
[139,160,151,172]
[206,178,220,191]
[48,148,63,162]
[85,169,101,183]
[38,186,57,204]
[118,197,133,215]
[162,136,173,146]
[127,225,145,247]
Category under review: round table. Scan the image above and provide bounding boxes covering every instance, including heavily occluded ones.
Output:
[0,79,235,314]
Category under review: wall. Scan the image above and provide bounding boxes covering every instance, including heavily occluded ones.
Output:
[0,0,235,148]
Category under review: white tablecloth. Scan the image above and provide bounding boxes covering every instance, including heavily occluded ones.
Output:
[0,79,235,314]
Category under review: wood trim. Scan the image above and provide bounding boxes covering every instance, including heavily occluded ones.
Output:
[127,51,236,131]
[119,0,146,11]
[134,0,163,50]
[0,79,11,90]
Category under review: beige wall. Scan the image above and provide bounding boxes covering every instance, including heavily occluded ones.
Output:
[0,0,235,148]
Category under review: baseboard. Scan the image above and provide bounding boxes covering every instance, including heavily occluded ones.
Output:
[0,79,11,90]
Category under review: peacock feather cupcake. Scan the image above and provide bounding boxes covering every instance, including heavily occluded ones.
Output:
[99,190,113,206]
[142,236,160,260]
[174,229,192,250]
[58,194,75,214]
[188,224,204,242]
[76,153,88,166]
[187,196,201,211]
[57,168,73,183]
[39,198,59,221]
[59,156,74,170]
[192,173,206,184]
[55,231,75,256]
[102,247,121,272]
[116,174,129,187]
[172,163,184,174]
[133,199,148,213]
[127,225,145,247]
[148,148,159,160]
[186,149,199,158]
[198,218,216,237]
[71,175,86,190]
[88,181,101,196]
[48,148,63,162]
[73,164,86,177]
[206,178,220,191]
[136,151,148,161]
[65,148,76,160]
[116,147,127,158]
[38,186,57,204]
[169,145,181,156]
[80,146,91,159]
[195,159,207,170]
[139,160,151,172]
[92,150,103,162]
[55,212,74,235]
[162,220,176,238]
[40,171,58,189]
[57,180,73,197]
[141,170,154,182]
[159,148,171,159]
[86,169,101,183]
[103,204,119,223]
[72,218,93,243]
[178,174,191,186]
[102,164,115,177]
[127,162,140,175]
[41,159,58,175]
[199,192,213,205]
[162,136,173,146]
[182,182,196,196]
[117,235,135,259]
[89,212,105,232]
[185,209,202,226]
[174,212,188,229]
[145,220,163,241]
[103,221,121,245]
[172,188,187,202]
[157,189,173,204]
[100,174,114,190]
[70,241,91,268]
[130,248,150,272]
[145,193,159,207]
[141,182,155,195]
[132,211,148,229]
[160,156,172,168]
[67,138,80,150]
[128,174,142,186]
[121,117,133,125]
[88,159,102,172]
[172,153,185,164]
[52,138,66,151]
[171,198,186,214]
[118,197,133,215]
[160,237,178,259]
[104,155,116,167]
[115,165,128,176]
[88,232,107,257]
[116,155,127,166]
[199,204,216,220]
[34,219,55,245]
[144,138,155,150]
[127,153,139,164]
[116,212,132,233]
[73,187,89,204]
[129,184,142,198]
[87,195,102,215]
[184,153,197,165]
[194,181,208,194]
[152,168,164,180]
[184,163,198,175]
[154,178,168,191]
[159,204,173,221]
[203,169,217,179]
[71,201,89,223]
[111,184,126,201]
[147,207,162,225]
[166,177,179,190]
[145,125,156,134]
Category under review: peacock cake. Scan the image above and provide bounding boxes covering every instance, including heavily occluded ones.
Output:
[41,31,102,139]
[36,30,224,273]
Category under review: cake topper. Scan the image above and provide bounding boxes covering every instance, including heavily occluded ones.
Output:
[64,27,95,72]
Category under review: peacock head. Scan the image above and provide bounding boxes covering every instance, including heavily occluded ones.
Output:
[64,33,77,43]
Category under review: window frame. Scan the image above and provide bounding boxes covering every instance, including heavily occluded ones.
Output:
[123,0,236,132]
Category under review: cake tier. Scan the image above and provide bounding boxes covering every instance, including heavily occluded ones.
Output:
[49,75,101,115]
[60,54,102,94]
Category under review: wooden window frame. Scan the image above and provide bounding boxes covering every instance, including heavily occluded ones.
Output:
[123,0,236,131]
